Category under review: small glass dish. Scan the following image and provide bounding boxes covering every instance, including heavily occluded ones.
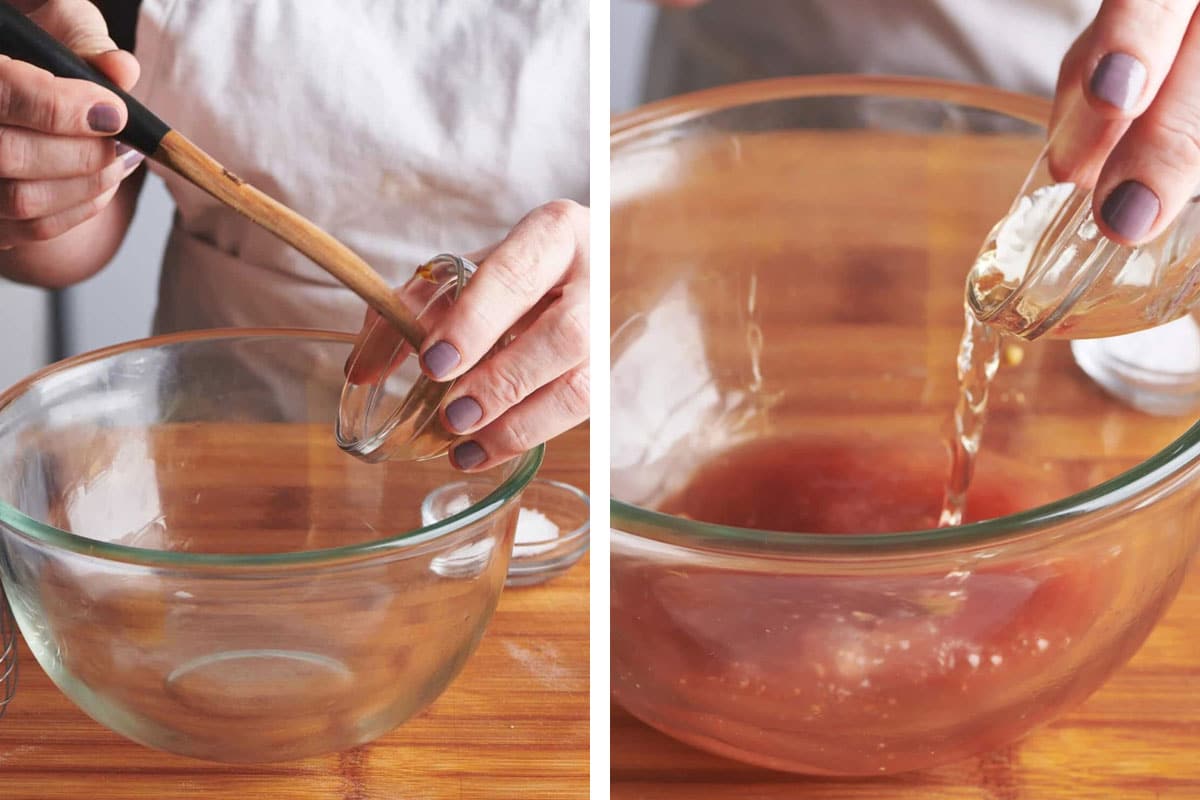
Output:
[336,254,475,463]
[1071,313,1200,416]
[422,478,590,587]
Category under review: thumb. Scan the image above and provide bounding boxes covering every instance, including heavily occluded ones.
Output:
[29,0,140,90]
[87,50,139,92]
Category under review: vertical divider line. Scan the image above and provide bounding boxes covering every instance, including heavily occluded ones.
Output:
[590,2,613,797]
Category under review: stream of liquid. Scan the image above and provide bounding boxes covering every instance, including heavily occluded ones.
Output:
[938,305,1002,527]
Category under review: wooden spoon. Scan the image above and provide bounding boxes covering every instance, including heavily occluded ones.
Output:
[0,4,425,348]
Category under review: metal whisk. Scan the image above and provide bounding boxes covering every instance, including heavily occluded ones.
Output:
[0,586,16,720]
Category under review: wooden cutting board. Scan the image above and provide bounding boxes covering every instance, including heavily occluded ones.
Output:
[0,424,588,800]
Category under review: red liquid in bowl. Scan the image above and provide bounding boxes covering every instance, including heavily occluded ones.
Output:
[658,438,1059,532]
[613,438,1139,774]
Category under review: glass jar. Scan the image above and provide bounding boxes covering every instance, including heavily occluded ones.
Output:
[965,146,1200,341]
[337,254,476,462]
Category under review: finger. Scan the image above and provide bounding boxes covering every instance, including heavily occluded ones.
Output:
[1048,25,1129,184]
[85,49,140,93]
[440,287,588,435]
[0,144,139,218]
[449,365,589,472]
[0,56,128,135]
[1093,9,1200,244]
[0,125,121,178]
[1049,23,1092,135]
[463,242,499,264]
[343,315,413,384]
[0,181,119,244]
[418,199,587,382]
[1048,1,1199,184]
[1081,0,1194,117]
[0,0,135,135]
[29,0,140,88]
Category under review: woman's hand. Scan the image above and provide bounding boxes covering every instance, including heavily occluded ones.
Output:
[0,0,141,252]
[1050,0,1200,246]
[347,200,590,471]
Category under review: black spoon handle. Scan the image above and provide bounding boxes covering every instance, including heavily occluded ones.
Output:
[0,1,169,153]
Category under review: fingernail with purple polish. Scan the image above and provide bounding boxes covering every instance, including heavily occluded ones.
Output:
[1101,180,1160,241]
[422,341,461,379]
[445,396,483,433]
[118,144,145,170]
[1090,53,1146,111]
[87,104,122,133]
[452,440,486,470]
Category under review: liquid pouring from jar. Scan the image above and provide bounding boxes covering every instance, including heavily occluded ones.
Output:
[963,99,1200,415]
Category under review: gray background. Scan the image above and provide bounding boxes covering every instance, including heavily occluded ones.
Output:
[612,0,657,113]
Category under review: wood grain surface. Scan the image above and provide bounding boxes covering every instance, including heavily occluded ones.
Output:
[0,423,588,799]
[611,123,1200,796]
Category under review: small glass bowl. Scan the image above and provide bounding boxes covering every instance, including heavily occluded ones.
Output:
[336,254,475,463]
[423,478,590,587]
[1071,313,1200,416]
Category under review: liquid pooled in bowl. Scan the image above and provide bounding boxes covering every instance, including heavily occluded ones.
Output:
[613,437,1128,773]
[658,437,1057,533]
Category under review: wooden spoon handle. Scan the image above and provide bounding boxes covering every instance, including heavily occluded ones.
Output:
[0,2,425,348]
[153,132,425,347]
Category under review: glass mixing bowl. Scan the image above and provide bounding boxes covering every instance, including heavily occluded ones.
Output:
[610,76,1200,775]
[0,329,542,763]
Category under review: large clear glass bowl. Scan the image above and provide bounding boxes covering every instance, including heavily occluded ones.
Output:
[0,329,542,763]
[610,76,1200,775]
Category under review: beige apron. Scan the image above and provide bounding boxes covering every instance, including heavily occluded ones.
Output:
[132,0,589,335]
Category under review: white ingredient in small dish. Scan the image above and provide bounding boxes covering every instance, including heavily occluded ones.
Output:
[514,508,561,556]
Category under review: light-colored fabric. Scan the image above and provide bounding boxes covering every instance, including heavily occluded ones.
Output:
[133,0,588,334]
[646,0,1100,102]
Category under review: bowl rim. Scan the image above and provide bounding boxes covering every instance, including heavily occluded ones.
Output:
[609,73,1200,557]
[511,477,592,551]
[0,328,544,568]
